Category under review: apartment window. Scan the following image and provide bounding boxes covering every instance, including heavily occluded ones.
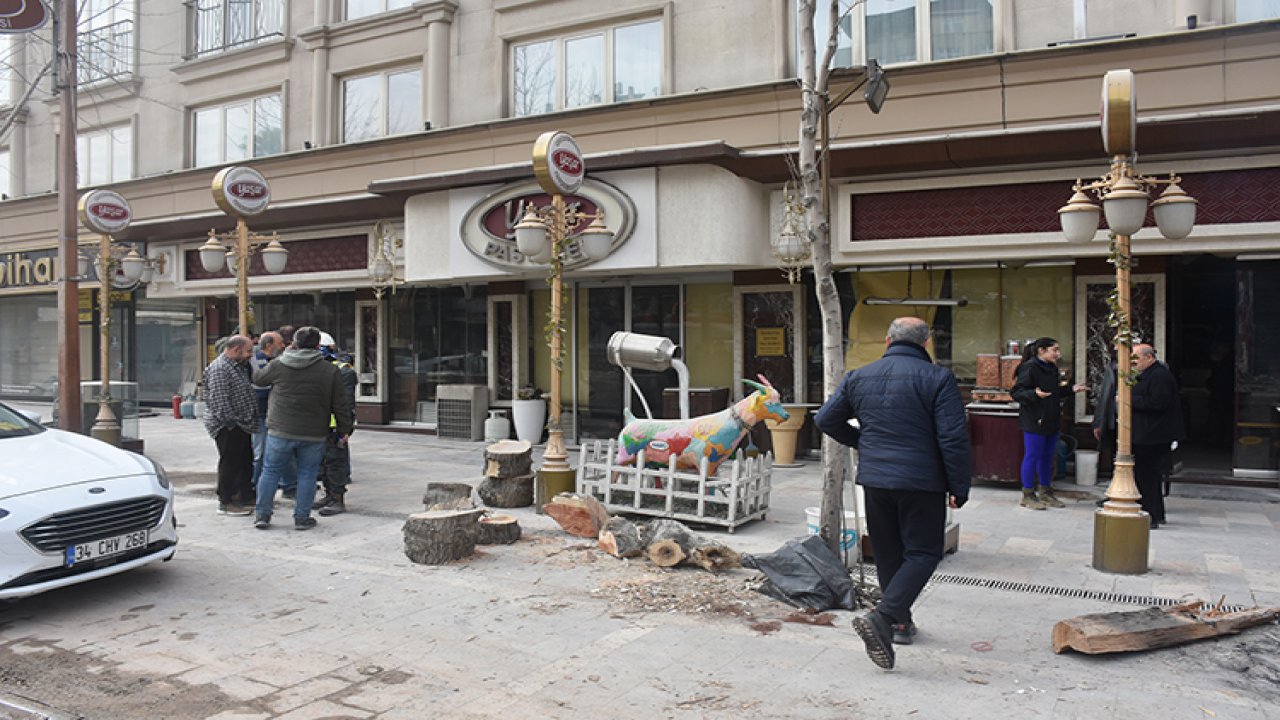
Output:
[76,127,132,187]
[512,19,663,117]
[0,149,10,199]
[865,0,992,65]
[342,68,421,142]
[1237,0,1280,22]
[79,0,134,84]
[192,0,284,58]
[345,0,411,21]
[193,94,282,166]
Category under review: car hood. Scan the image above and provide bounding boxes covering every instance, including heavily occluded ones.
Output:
[0,428,155,499]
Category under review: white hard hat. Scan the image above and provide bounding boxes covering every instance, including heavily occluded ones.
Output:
[318,331,335,347]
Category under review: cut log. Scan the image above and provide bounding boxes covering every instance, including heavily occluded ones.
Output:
[483,440,533,478]
[646,539,687,567]
[688,541,743,572]
[422,482,474,510]
[477,473,534,508]
[598,517,645,558]
[643,519,693,568]
[402,508,484,565]
[543,493,609,538]
[476,514,522,545]
[1052,601,1280,655]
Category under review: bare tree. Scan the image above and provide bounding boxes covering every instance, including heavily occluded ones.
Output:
[796,0,856,555]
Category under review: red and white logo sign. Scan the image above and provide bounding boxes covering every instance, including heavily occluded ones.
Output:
[212,166,271,217]
[0,0,51,33]
[534,132,585,195]
[79,190,132,235]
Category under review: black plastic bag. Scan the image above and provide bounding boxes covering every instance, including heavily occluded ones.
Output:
[741,535,857,611]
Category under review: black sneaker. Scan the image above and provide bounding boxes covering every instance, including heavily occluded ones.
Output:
[851,610,896,669]
[254,515,270,529]
[318,498,346,517]
[218,503,252,516]
[892,621,918,645]
[294,517,317,531]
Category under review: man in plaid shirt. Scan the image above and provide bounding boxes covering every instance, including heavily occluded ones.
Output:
[203,335,258,516]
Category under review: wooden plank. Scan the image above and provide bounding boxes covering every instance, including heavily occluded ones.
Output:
[1052,602,1280,655]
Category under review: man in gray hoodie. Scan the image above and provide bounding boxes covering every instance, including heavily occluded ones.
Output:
[251,326,355,530]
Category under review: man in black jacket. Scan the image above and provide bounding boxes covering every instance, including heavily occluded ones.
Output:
[1131,344,1185,529]
[815,317,971,670]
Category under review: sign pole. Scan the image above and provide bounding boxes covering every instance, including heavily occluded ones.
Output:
[56,0,82,433]
[90,231,121,446]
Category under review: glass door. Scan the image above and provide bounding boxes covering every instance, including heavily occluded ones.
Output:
[1235,260,1280,478]
[354,299,382,402]
[734,285,804,403]
[576,285,625,440]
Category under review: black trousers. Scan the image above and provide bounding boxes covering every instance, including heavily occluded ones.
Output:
[214,426,255,505]
[863,486,947,626]
[1133,443,1169,523]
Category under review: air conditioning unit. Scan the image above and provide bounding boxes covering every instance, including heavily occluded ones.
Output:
[436,384,488,441]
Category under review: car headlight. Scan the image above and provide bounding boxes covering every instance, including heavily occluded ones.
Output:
[148,457,170,489]
[0,509,8,520]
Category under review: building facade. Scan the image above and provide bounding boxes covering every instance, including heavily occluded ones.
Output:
[1,1,1278,479]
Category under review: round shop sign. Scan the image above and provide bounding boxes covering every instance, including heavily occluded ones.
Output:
[532,131,584,195]
[1100,69,1137,156]
[0,1,52,33]
[212,166,271,217]
[78,190,132,235]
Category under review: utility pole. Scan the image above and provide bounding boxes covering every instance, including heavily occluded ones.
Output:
[56,0,82,433]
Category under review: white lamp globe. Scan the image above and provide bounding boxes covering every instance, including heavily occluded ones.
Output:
[199,237,226,273]
[1151,183,1197,240]
[514,207,548,258]
[261,239,289,275]
[1102,175,1149,236]
[1058,190,1101,243]
[578,215,613,261]
[120,248,146,282]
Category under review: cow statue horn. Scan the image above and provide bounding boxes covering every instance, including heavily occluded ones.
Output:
[742,379,767,395]
[756,373,774,388]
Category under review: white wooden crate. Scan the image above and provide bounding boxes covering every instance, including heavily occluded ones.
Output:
[575,439,772,532]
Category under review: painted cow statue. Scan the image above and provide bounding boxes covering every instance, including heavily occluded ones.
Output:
[615,375,789,476]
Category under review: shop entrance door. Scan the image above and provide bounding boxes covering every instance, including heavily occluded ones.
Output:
[1235,260,1280,479]
[1167,255,1235,475]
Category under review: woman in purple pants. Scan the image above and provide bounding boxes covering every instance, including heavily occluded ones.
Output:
[1011,337,1087,510]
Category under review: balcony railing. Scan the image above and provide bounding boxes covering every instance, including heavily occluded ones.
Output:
[78,19,134,85]
[189,0,285,60]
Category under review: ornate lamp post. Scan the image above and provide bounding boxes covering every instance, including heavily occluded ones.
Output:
[513,131,614,500]
[1058,70,1197,574]
[198,166,288,335]
[77,190,145,446]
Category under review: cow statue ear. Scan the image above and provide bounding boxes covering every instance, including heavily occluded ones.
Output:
[742,379,766,395]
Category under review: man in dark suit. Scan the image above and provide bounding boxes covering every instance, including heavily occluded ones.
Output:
[1131,344,1185,529]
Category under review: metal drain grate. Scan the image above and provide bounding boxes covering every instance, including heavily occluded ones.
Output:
[926,572,1249,613]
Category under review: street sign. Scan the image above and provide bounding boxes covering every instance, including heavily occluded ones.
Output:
[211,166,271,217]
[532,131,584,195]
[0,0,50,33]
[78,190,132,235]
[1101,69,1136,156]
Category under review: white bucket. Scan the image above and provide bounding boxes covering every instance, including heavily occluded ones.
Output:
[805,507,859,554]
[1075,449,1099,486]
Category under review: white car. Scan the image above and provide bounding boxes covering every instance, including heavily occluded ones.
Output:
[0,402,178,600]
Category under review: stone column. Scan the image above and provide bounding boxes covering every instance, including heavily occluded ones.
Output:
[416,1,458,130]
[297,25,331,146]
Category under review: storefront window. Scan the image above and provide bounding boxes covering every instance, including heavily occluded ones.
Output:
[0,294,61,399]
[135,295,202,405]
[387,286,488,423]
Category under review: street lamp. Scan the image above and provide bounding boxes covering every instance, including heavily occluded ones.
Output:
[1057,69,1198,575]
[77,190,141,446]
[518,131,614,500]
[199,166,287,335]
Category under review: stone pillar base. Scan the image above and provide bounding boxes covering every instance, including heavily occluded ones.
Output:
[1092,509,1150,574]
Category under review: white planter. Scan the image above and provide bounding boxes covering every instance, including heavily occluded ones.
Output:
[512,399,546,444]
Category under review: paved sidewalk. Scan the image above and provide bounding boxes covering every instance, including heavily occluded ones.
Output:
[2,409,1278,719]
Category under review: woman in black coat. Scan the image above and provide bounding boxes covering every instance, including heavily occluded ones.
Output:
[1010,337,1087,510]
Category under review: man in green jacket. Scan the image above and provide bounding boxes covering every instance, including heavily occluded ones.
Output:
[251,326,354,530]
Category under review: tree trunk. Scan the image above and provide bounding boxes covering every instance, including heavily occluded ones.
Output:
[597,517,645,558]
[477,474,534,508]
[688,539,743,572]
[402,508,484,564]
[483,439,533,478]
[422,482,474,510]
[544,493,609,538]
[643,519,693,567]
[1053,602,1280,655]
[476,514,522,545]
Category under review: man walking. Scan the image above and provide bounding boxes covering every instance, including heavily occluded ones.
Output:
[252,326,354,530]
[250,331,284,486]
[1131,344,1185,529]
[202,335,258,516]
[814,317,971,670]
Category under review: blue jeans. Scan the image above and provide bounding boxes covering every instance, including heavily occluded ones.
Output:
[255,435,324,521]
[253,417,297,491]
[1021,431,1058,489]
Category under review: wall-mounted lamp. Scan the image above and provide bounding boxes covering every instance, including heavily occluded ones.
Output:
[864,58,890,114]
[863,296,968,307]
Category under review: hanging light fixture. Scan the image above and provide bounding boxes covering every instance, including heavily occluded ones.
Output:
[1058,185,1102,243]
[260,238,289,275]
[577,214,614,261]
[199,234,227,273]
[771,182,811,284]
[514,206,549,259]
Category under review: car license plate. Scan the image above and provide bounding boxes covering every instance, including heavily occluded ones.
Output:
[65,529,150,566]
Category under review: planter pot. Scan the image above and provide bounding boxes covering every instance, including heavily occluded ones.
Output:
[512,399,546,444]
[765,404,809,466]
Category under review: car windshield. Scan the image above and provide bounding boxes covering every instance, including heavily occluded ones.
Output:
[0,404,45,439]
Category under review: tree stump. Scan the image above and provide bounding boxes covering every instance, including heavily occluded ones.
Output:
[598,517,646,558]
[644,519,693,568]
[483,439,533,478]
[402,508,484,565]
[477,474,534,508]
[544,493,609,538]
[422,482,475,510]
[477,514,522,545]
